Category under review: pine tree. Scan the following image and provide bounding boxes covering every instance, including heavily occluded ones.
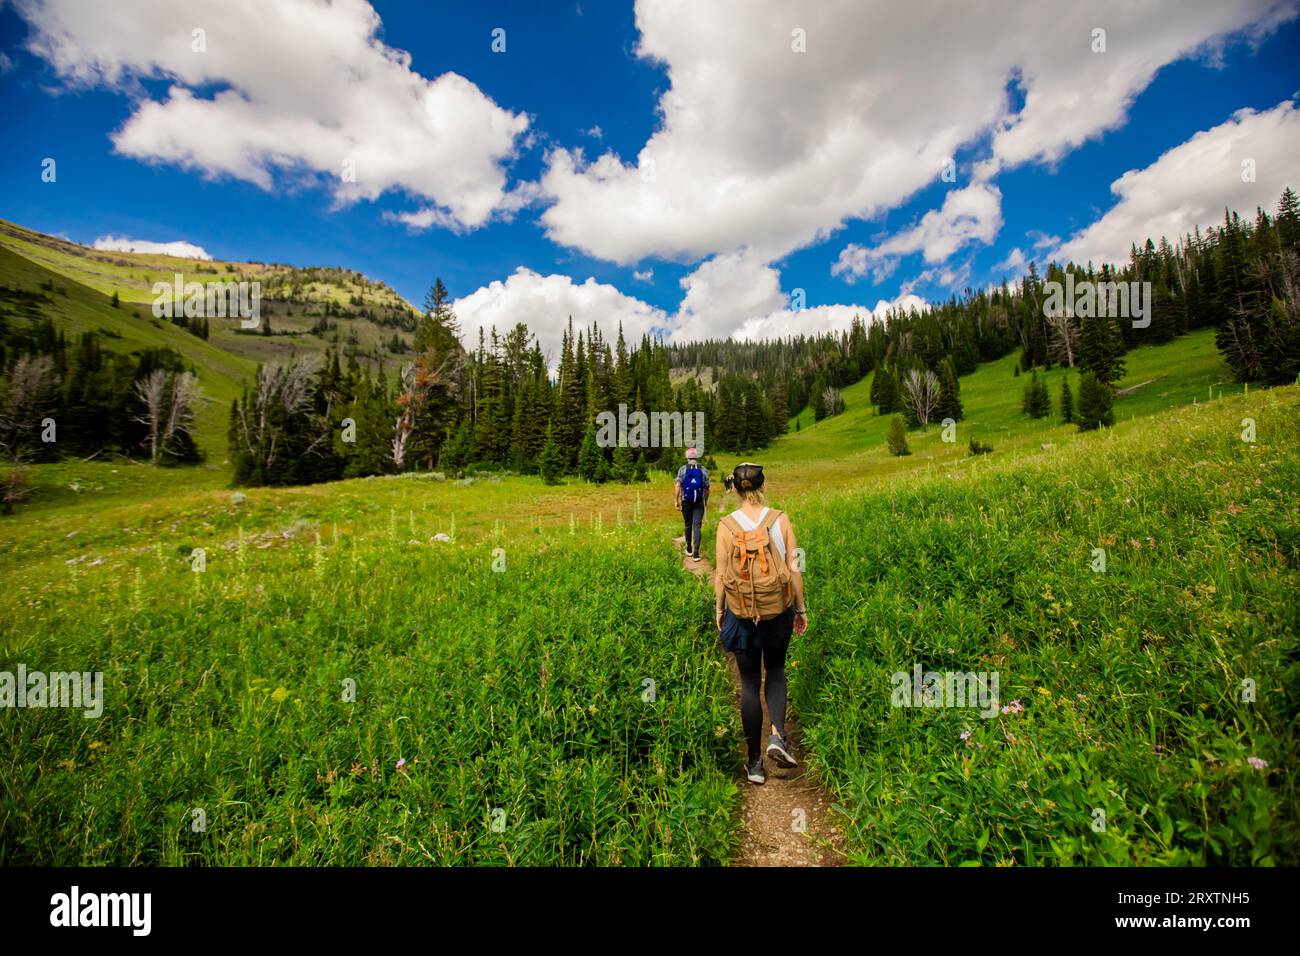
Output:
[610,440,635,484]
[537,423,563,485]
[871,364,899,414]
[633,452,649,483]
[1022,370,1049,419]
[935,356,963,421]
[439,420,474,475]
[1078,315,1126,386]
[577,422,603,482]
[1060,376,1075,424]
[886,415,910,456]
[1076,371,1114,431]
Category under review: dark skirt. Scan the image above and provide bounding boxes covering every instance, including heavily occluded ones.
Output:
[719,606,794,653]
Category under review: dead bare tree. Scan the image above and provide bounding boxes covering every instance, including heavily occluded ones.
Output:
[903,368,940,426]
[134,370,201,463]
[1046,312,1079,368]
[134,369,168,463]
[0,354,59,457]
[392,364,418,470]
[232,359,326,474]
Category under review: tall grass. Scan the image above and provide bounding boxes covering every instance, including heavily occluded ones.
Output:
[792,390,1299,865]
[0,522,739,865]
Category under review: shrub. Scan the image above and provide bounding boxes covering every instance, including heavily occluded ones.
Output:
[886,415,910,456]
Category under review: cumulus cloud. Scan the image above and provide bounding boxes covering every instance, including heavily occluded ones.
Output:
[992,247,1028,274]
[833,184,1003,284]
[670,250,787,342]
[16,0,529,230]
[538,0,1294,266]
[452,268,669,367]
[454,251,925,355]
[1055,100,1300,265]
[729,295,928,343]
[93,234,212,259]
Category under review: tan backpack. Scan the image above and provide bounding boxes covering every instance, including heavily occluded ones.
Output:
[718,509,793,623]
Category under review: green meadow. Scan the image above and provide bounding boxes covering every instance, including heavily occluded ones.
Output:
[2,247,1296,864]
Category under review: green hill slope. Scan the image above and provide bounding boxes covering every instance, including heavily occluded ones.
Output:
[0,219,425,459]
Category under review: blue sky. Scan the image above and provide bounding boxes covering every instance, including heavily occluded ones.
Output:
[1,0,1298,358]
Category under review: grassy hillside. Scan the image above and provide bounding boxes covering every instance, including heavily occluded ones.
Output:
[0,245,253,458]
[793,386,1298,864]
[0,219,423,459]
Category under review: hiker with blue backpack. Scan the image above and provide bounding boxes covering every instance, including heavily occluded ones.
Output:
[674,448,709,562]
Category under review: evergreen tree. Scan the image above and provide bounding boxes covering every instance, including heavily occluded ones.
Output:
[537,423,563,485]
[935,356,963,422]
[886,415,910,456]
[577,422,603,482]
[1021,370,1050,419]
[610,439,635,484]
[1060,376,1075,424]
[871,364,899,414]
[439,420,474,475]
[1077,315,1126,386]
[1076,371,1114,431]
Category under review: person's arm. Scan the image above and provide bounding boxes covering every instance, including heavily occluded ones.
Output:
[781,513,808,634]
[702,468,709,508]
[714,524,727,631]
[674,478,682,510]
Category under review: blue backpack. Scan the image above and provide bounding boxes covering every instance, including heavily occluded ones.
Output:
[681,465,705,505]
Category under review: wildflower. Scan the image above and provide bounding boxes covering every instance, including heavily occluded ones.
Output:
[960,730,972,742]
[1247,756,1268,771]
[1001,699,1024,715]
[395,757,407,772]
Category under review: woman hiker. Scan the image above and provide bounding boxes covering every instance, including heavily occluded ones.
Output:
[714,462,808,784]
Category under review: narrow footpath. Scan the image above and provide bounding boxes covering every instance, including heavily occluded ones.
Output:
[675,534,847,866]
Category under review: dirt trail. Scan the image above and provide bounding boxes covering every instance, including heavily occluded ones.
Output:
[674,533,846,867]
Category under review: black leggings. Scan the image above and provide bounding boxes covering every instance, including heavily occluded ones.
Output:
[733,644,788,761]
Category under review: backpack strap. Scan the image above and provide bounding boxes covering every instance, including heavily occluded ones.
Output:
[719,514,745,539]
[763,508,784,532]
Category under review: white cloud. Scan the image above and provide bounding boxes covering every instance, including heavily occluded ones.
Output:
[17,0,529,231]
[670,250,787,342]
[1055,100,1300,265]
[452,268,669,367]
[993,247,1028,274]
[632,269,654,282]
[383,207,462,234]
[729,295,928,343]
[833,184,1003,283]
[93,234,212,259]
[538,0,1294,267]
[454,251,925,355]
